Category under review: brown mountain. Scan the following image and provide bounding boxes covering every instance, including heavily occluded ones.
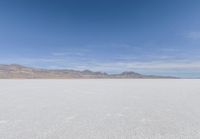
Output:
[0,64,177,79]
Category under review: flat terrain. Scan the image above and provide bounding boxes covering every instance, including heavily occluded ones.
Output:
[0,79,200,139]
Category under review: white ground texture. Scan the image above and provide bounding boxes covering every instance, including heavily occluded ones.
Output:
[0,79,200,139]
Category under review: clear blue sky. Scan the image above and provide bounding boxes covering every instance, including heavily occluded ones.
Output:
[1,0,200,77]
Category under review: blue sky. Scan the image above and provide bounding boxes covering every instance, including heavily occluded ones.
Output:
[1,0,200,77]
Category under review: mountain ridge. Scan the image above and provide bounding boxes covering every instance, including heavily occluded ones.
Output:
[0,64,177,79]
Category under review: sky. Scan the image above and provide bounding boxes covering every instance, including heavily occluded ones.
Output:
[0,0,200,77]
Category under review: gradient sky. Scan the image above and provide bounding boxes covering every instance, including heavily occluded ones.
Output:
[1,0,200,77]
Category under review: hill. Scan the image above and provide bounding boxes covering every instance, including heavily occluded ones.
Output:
[0,64,177,79]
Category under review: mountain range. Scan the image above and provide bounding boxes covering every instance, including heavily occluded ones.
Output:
[0,64,177,79]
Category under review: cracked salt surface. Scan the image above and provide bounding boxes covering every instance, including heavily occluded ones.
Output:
[0,120,8,124]
[0,79,200,139]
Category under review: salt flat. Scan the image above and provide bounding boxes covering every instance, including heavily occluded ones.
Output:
[0,79,200,139]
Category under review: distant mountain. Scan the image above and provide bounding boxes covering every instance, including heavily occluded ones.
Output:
[0,64,177,79]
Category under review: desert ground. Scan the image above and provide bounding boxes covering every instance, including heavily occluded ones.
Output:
[0,79,200,139]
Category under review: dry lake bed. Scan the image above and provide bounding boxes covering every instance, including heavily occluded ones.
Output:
[0,79,200,139]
